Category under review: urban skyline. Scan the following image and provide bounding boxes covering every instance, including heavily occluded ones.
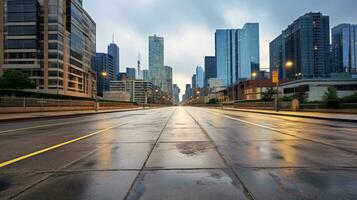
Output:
[0,2,356,199]
[85,0,357,95]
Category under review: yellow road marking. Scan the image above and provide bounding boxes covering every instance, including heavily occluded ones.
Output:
[0,124,123,168]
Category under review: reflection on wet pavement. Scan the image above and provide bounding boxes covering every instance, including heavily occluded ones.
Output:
[1,107,356,199]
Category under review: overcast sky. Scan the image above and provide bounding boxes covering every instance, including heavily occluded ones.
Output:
[84,0,357,95]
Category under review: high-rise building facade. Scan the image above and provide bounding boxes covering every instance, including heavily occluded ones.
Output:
[204,56,216,88]
[215,23,260,86]
[148,34,164,88]
[332,24,357,73]
[269,35,284,80]
[95,53,114,96]
[108,43,119,78]
[191,74,196,89]
[162,65,172,95]
[172,84,180,104]
[0,0,96,97]
[270,12,330,79]
[195,66,204,88]
[185,84,192,100]
[126,67,136,79]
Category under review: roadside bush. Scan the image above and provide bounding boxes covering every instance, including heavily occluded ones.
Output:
[341,92,357,103]
[321,86,340,108]
[207,98,219,104]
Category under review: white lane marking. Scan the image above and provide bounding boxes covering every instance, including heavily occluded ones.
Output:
[224,115,279,131]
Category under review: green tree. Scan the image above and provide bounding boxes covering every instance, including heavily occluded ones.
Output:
[261,87,276,102]
[0,69,36,90]
[321,86,340,108]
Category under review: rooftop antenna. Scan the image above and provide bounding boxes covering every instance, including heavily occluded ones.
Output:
[112,33,114,43]
[137,52,141,76]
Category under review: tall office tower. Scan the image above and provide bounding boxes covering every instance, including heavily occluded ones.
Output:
[148,34,164,88]
[108,42,119,78]
[215,23,260,86]
[126,67,136,79]
[332,24,357,73]
[195,66,204,88]
[204,56,216,88]
[172,84,180,104]
[95,53,114,96]
[0,0,96,97]
[162,65,172,94]
[185,84,192,100]
[191,74,196,89]
[270,12,330,79]
[269,35,284,80]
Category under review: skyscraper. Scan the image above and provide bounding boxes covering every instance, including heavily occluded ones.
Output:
[108,43,120,78]
[269,35,284,80]
[270,12,330,79]
[185,84,192,100]
[0,0,96,97]
[196,66,204,88]
[332,24,357,73]
[191,74,197,89]
[215,23,260,86]
[95,53,114,96]
[148,34,164,88]
[172,84,180,104]
[204,56,216,88]
[162,66,173,95]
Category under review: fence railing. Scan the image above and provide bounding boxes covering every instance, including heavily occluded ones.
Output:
[0,97,95,108]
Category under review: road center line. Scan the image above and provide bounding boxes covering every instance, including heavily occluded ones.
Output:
[0,124,125,168]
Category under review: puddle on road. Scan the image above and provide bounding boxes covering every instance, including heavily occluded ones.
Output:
[176,142,214,156]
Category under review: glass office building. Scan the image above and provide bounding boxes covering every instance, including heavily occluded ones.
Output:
[108,43,120,78]
[191,74,196,89]
[195,66,204,88]
[148,34,164,88]
[95,53,114,96]
[162,65,172,95]
[270,12,330,79]
[204,56,216,88]
[215,23,260,86]
[332,24,357,73]
[0,0,96,97]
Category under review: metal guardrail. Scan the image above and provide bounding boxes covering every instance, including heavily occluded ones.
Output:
[0,97,95,107]
[0,97,137,108]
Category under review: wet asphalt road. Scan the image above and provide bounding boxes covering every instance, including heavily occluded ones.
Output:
[0,106,356,200]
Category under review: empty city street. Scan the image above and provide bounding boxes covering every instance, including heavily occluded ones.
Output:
[0,107,356,200]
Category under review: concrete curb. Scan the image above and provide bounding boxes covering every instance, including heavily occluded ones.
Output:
[221,107,357,123]
[0,108,147,122]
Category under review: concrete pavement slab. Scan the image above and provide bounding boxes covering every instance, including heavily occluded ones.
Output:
[15,171,138,200]
[126,170,250,200]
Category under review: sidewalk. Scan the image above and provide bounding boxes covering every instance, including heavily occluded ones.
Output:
[0,108,144,122]
[221,107,357,122]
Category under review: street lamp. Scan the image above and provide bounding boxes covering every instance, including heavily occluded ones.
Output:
[274,61,294,112]
[95,70,108,111]
[252,72,257,79]
[285,61,294,69]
